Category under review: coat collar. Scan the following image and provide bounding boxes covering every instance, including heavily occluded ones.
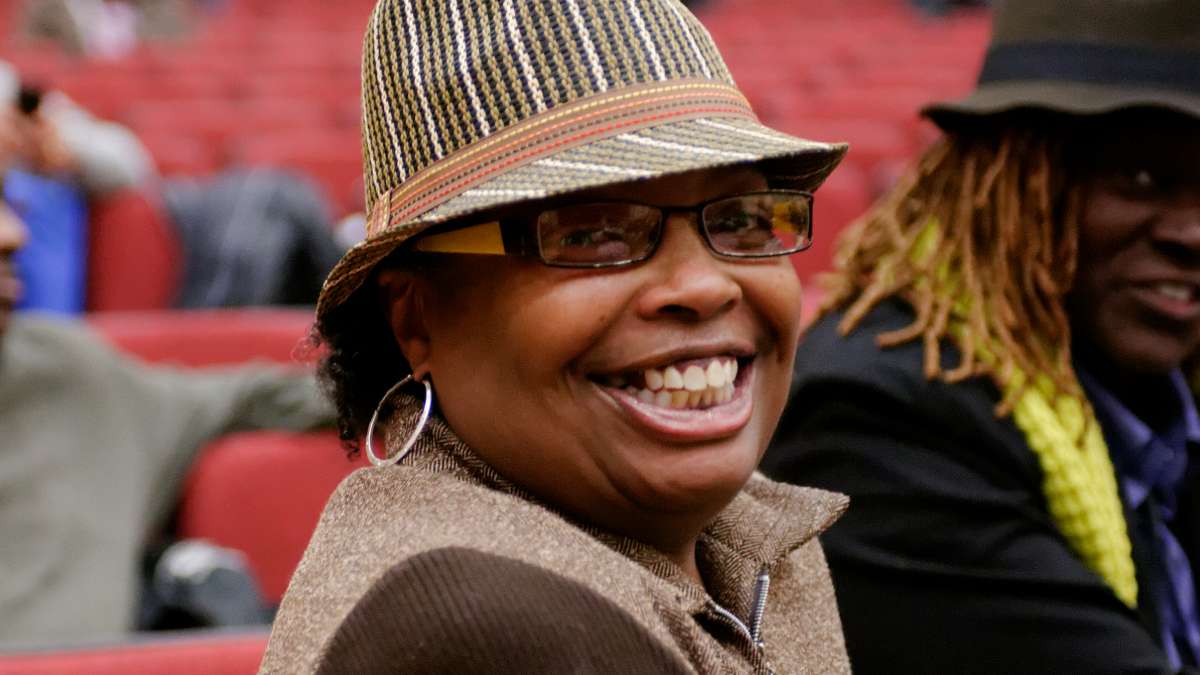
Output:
[387,400,848,616]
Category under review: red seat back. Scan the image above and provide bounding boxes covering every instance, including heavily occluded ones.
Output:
[87,309,316,367]
[86,309,351,603]
[178,431,366,603]
[86,190,182,312]
[0,633,267,675]
[792,163,873,284]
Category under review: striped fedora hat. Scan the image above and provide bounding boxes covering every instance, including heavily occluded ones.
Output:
[924,0,1200,127]
[318,0,847,319]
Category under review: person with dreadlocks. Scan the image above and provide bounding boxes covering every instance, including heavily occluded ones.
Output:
[761,1,1200,673]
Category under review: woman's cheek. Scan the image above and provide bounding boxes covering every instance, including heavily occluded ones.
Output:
[512,277,624,357]
[750,266,804,345]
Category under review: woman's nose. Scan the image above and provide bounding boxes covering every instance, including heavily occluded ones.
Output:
[635,214,742,322]
[1152,196,1200,261]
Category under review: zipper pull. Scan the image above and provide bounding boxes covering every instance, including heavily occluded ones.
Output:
[748,564,771,648]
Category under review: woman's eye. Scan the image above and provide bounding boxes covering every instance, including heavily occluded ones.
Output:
[561,227,619,247]
[1118,167,1166,196]
[560,230,588,247]
[1133,169,1155,189]
[707,213,749,234]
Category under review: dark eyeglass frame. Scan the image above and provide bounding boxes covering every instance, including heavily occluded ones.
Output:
[411,189,815,269]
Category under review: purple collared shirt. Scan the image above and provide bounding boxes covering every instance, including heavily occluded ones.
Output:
[1080,368,1200,669]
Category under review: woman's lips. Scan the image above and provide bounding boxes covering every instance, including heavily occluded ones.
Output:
[1130,283,1200,323]
[597,361,754,442]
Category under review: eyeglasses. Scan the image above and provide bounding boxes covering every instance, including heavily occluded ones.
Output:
[412,190,814,268]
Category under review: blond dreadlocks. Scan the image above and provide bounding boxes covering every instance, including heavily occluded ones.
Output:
[823,123,1083,412]
[817,118,1139,608]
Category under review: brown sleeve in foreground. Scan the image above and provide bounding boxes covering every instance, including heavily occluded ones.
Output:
[317,547,692,675]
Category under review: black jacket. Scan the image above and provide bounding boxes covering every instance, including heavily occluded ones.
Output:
[762,298,1200,675]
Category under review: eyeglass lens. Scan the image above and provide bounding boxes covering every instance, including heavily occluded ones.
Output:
[535,192,811,266]
[537,203,661,265]
[702,193,811,256]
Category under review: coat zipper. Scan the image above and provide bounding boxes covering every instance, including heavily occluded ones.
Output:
[748,565,771,648]
[708,601,755,643]
[705,564,774,671]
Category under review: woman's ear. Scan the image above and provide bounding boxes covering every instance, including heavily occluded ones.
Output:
[377,268,433,380]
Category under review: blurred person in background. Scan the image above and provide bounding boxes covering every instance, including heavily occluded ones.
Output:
[22,0,192,59]
[260,0,853,672]
[162,168,346,308]
[1,74,91,315]
[0,107,335,646]
[0,61,344,311]
[1,59,154,199]
[763,1,1200,673]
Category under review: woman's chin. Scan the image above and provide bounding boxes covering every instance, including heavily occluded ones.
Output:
[619,445,760,515]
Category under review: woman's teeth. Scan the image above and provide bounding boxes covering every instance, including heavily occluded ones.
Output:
[1155,282,1194,302]
[608,358,739,410]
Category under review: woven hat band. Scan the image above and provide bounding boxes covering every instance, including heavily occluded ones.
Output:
[366,79,756,238]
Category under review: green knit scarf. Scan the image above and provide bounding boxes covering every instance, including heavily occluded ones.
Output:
[910,223,1138,607]
[987,354,1137,607]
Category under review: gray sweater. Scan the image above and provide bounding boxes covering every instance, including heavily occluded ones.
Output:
[0,316,333,647]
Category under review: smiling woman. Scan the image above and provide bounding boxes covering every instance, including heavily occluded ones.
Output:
[1069,110,1200,379]
[259,1,850,673]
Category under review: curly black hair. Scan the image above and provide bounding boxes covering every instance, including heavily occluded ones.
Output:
[314,254,416,456]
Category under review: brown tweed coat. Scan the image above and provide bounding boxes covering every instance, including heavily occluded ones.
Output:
[260,412,850,674]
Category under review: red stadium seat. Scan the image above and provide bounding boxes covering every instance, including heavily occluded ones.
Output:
[86,309,342,604]
[87,308,316,367]
[86,190,182,312]
[793,163,873,284]
[237,134,361,215]
[244,76,359,107]
[0,44,68,88]
[801,286,827,328]
[122,100,246,153]
[177,431,366,603]
[138,130,222,176]
[235,98,339,135]
[784,117,915,178]
[0,632,267,675]
[55,76,155,121]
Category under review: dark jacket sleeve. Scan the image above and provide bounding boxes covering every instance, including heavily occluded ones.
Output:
[762,301,1182,675]
[316,547,691,675]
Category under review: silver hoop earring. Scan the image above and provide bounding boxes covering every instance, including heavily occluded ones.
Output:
[365,374,433,467]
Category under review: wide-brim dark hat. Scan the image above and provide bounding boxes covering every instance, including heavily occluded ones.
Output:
[924,0,1200,128]
[317,0,847,321]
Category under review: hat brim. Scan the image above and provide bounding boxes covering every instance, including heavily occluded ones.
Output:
[923,80,1200,129]
[317,115,847,321]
